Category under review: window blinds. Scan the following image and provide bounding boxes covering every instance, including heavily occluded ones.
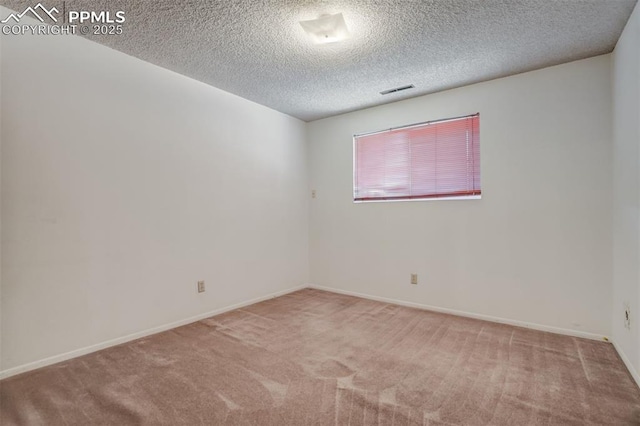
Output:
[353,114,480,201]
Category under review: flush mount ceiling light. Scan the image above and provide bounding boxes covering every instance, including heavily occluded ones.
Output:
[299,13,350,44]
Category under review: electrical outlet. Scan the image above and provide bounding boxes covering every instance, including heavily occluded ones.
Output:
[624,303,631,330]
[311,189,316,199]
[197,280,205,293]
[411,274,418,285]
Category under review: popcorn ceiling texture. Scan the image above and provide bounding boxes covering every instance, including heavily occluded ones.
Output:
[0,0,636,121]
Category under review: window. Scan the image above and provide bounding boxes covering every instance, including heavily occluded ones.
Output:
[353,113,480,202]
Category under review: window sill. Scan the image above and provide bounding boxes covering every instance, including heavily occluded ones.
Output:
[353,195,481,203]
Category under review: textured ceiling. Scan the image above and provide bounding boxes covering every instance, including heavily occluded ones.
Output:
[1,0,637,121]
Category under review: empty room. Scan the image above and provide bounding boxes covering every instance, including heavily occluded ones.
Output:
[1,0,640,424]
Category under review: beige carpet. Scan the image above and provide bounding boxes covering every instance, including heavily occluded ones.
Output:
[1,288,639,425]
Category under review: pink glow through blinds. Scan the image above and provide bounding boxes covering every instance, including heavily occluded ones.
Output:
[354,114,480,201]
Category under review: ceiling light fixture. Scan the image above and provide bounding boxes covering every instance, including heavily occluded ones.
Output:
[299,13,350,44]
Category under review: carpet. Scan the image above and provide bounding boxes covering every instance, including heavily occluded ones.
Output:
[1,288,639,425]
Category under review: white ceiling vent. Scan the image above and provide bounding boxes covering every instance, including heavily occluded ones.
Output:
[380,85,415,95]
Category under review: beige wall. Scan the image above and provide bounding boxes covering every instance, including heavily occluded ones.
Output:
[308,55,613,338]
[0,13,309,373]
[612,1,640,380]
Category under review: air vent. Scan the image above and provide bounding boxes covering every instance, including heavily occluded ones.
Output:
[380,84,415,95]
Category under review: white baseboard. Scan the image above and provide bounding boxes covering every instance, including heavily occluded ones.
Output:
[2,284,615,381]
[309,285,608,342]
[0,285,307,380]
[611,339,640,388]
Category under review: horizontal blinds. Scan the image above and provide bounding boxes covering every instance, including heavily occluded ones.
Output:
[354,114,480,201]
